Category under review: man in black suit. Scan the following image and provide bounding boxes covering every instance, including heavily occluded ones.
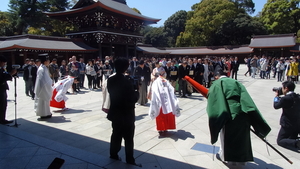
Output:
[130,57,138,75]
[31,59,39,100]
[273,81,300,151]
[231,56,240,80]
[23,59,35,98]
[166,60,178,90]
[107,58,140,166]
[134,60,151,105]
[195,58,204,85]
[0,56,17,124]
[178,61,190,98]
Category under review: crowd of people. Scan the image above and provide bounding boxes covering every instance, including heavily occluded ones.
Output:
[1,54,300,167]
[244,54,300,83]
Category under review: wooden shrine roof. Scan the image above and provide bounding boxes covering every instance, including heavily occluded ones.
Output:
[249,34,296,48]
[291,43,300,53]
[0,35,98,52]
[46,0,160,24]
[136,44,253,55]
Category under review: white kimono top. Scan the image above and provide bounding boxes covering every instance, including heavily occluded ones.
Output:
[52,76,74,102]
[149,76,180,120]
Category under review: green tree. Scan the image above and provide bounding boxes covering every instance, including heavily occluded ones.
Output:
[213,13,267,45]
[0,11,14,36]
[164,10,187,47]
[176,0,237,47]
[8,0,44,34]
[230,0,255,14]
[261,0,300,34]
[143,27,168,47]
[7,0,71,35]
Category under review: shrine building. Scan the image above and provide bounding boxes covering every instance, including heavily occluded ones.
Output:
[46,0,160,59]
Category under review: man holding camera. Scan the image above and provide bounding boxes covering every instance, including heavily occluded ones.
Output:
[273,81,300,150]
[0,56,17,124]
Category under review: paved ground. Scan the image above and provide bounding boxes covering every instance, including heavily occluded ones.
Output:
[1,64,300,169]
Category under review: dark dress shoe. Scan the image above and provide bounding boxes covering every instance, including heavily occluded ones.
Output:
[40,114,52,119]
[110,156,122,161]
[127,162,142,167]
[0,120,14,124]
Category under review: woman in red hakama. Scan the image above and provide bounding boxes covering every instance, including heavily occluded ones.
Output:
[50,88,65,109]
[156,108,176,131]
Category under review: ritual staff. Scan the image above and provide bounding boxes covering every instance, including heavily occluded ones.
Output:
[50,76,74,111]
[134,60,151,106]
[206,68,271,165]
[34,54,53,119]
[149,68,180,134]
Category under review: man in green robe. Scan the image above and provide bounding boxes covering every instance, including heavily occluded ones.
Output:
[207,69,271,164]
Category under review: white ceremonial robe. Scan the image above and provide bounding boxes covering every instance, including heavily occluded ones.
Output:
[34,64,52,117]
[52,77,74,103]
[102,73,116,113]
[149,76,180,120]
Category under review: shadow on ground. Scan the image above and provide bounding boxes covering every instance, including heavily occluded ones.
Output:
[15,118,205,169]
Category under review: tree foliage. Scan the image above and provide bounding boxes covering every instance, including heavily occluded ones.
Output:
[230,0,255,14]
[0,11,14,36]
[163,10,187,47]
[176,0,237,47]
[7,0,72,35]
[143,27,167,47]
[213,13,267,45]
[261,0,300,34]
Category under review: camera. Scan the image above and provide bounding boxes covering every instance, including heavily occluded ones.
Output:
[272,87,283,95]
[12,65,21,69]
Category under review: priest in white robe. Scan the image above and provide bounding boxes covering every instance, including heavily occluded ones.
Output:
[34,55,52,118]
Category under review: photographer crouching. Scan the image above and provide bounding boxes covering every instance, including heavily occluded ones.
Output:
[0,56,17,125]
[273,81,300,151]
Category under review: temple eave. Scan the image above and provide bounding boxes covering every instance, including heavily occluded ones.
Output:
[46,1,160,23]
[66,30,144,38]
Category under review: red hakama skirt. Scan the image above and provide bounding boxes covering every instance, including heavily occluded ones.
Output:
[50,89,65,108]
[156,108,176,131]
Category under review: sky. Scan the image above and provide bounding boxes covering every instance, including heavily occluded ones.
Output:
[0,0,268,27]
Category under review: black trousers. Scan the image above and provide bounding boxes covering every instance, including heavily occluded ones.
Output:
[86,75,94,88]
[178,79,187,96]
[110,119,135,164]
[231,70,238,80]
[277,126,300,150]
[0,90,7,122]
[79,74,85,87]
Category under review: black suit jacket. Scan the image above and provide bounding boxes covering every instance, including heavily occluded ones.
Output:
[134,66,151,84]
[107,73,139,122]
[23,65,31,81]
[231,61,240,71]
[274,93,300,128]
[165,66,178,81]
[178,65,190,79]
[130,61,138,73]
[0,68,12,91]
[31,66,37,85]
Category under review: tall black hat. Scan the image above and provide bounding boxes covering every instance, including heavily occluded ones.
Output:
[38,53,49,63]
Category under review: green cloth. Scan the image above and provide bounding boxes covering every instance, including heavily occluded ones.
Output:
[206,77,271,162]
